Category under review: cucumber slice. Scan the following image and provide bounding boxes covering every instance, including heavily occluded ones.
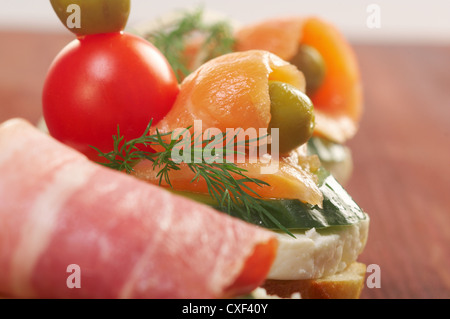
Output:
[251,172,367,230]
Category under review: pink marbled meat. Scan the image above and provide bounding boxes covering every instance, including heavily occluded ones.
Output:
[0,118,277,299]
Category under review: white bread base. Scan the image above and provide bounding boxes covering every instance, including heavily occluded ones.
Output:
[260,262,366,299]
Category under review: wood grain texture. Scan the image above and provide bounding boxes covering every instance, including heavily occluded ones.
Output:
[347,45,450,299]
[0,31,73,124]
[0,31,449,299]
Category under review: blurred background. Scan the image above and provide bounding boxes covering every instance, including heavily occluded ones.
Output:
[0,1,449,299]
[1,0,450,43]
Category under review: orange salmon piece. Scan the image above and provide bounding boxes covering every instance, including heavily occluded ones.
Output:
[234,17,363,143]
[154,50,305,134]
[131,154,322,207]
[148,50,322,206]
[302,17,362,143]
[234,17,304,61]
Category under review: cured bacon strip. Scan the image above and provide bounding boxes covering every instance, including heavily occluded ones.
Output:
[0,118,277,299]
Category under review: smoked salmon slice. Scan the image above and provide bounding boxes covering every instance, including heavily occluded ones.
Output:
[234,17,304,62]
[144,50,322,206]
[143,13,362,144]
[155,50,306,133]
[132,153,323,207]
[235,16,363,143]
[0,118,277,299]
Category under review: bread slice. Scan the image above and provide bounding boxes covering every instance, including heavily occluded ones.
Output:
[1,263,366,299]
[261,262,366,299]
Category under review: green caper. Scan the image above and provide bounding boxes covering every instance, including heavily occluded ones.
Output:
[290,45,326,96]
[268,81,315,154]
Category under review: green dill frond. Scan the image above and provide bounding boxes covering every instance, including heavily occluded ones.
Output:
[142,7,235,82]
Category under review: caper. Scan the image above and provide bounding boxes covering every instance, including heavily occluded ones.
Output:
[290,45,326,96]
[268,81,315,154]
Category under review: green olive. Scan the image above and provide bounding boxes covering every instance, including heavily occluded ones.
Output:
[50,0,131,36]
[290,45,326,96]
[268,81,315,154]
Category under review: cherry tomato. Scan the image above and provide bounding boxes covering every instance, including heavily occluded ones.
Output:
[50,0,131,36]
[42,32,179,161]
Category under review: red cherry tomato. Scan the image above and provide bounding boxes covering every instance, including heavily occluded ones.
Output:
[42,32,179,161]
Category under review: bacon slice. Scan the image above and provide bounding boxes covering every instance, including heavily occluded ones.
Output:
[0,118,277,299]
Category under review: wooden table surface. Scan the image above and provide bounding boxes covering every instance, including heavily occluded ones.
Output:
[0,31,449,299]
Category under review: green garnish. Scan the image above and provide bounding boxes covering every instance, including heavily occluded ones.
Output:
[175,168,368,232]
[90,120,294,237]
[141,7,235,82]
[243,169,368,231]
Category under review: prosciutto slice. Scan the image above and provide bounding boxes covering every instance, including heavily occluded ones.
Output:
[0,118,277,299]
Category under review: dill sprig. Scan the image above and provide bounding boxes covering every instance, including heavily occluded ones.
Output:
[142,7,235,82]
[90,121,293,237]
